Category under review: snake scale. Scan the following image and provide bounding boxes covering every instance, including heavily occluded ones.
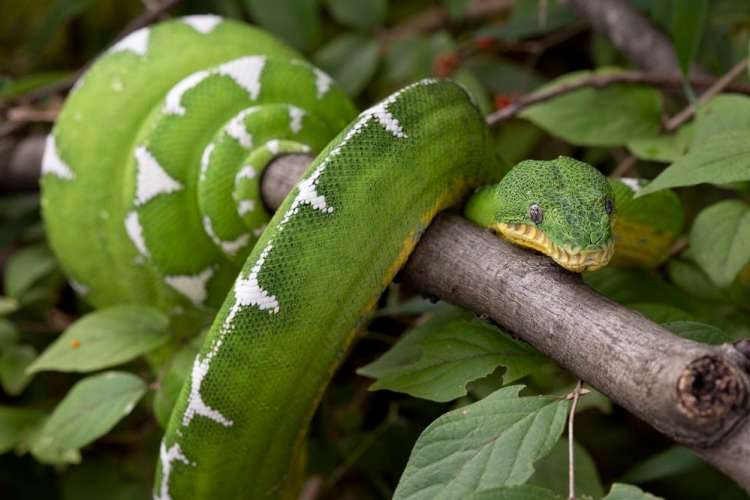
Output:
[40,16,677,500]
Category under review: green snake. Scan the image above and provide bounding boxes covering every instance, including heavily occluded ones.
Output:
[40,16,676,500]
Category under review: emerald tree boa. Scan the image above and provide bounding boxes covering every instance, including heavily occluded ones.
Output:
[41,16,629,500]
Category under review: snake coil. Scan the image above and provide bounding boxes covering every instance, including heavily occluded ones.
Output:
[42,16,500,499]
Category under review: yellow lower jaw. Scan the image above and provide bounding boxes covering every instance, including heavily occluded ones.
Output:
[493,222,614,273]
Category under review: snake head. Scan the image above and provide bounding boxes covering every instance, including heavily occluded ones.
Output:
[465,156,615,272]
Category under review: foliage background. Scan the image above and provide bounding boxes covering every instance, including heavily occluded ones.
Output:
[1,0,750,499]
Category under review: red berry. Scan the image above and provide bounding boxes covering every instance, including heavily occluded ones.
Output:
[433,53,459,77]
[494,94,513,110]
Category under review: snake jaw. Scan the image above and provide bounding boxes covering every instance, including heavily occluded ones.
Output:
[493,222,614,273]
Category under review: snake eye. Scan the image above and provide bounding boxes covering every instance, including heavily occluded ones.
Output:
[604,198,614,215]
[529,203,543,224]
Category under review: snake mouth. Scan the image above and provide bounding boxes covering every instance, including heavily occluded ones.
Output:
[493,222,614,272]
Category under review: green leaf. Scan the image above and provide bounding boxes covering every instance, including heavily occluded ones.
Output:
[325,0,387,30]
[393,386,569,500]
[478,0,575,40]
[627,123,693,162]
[628,303,693,323]
[692,95,750,145]
[467,485,563,500]
[0,406,46,453]
[30,371,146,461]
[313,33,380,97]
[0,319,19,351]
[0,71,72,100]
[243,0,320,52]
[28,305,170,374]
[603,483,664,500]
[463,55,545,94]
[620,446,702,484]
[528,439,604,498]
[453,69,492,115]
[1,344,37,395]
[443,0,472,21]
[664,321,731,345]
[520,69,662,146]
[0,296,19,316]
[667,258,727,302]
[638,130,750,196]
[671,0,709,75]
[689,200,750,287]
[153,338,201,428]
[4,245,57,299]
[360,309,544,402]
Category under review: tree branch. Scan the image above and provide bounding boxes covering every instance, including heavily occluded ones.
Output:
[261,153,750,493]
[561,0,685,75]
[664,57,750,132]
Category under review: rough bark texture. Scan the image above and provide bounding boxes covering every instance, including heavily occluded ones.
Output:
[262,153,750,492]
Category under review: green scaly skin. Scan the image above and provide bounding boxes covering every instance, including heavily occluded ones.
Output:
[40,17,617,500]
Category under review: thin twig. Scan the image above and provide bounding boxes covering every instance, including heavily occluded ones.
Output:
[567,380,584,500]
[7,105,61,123]
[610,155,637,178]
[486,70,750,126]
[664,58,750,132]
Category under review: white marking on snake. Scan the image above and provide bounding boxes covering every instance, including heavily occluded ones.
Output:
[164,71,210,115]
[124,211,149,257]
[203,216,251,256]
[154,441,193,500]
[199,143,215,182]
[181,15,223,33]
[313,68,333,98]
[164,57,265,116]
[278,81,436,226]
[111,78,124,92]
[266,139,281,155]
[217,57,265,100]
[42,135,75,180]
[238,199,255,216]
[225,243,279,323]
[288,106,305,133]
[236,165,256,181]
[225,108,258,148]
[165,267,214,306]
[620,177,642,193]
[109,27,150,56]
[183,346,234,427]
[69,279,89,296]
[174,81,440,438]
[135,147,183,205]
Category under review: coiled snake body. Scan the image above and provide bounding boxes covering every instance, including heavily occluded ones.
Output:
[42,16,623,499]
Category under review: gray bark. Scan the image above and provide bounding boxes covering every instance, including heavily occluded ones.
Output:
[262,153,750,492]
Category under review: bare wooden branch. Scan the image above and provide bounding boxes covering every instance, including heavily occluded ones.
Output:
[261,153,750,492]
